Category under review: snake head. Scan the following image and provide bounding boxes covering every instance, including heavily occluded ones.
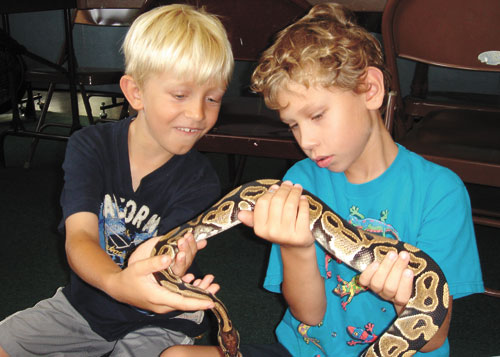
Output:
[218,326,240,357]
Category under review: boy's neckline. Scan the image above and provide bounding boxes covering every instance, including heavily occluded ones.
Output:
[120,117,176,193]
[343,138,399,185]
[127,117,176,192]
[339,144,403,191]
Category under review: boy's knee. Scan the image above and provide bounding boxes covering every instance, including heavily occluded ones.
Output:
[161,345,188,357]
[161,345,223,357]
[0,345,10,357]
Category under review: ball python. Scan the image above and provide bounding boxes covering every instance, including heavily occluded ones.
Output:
[151,179,449,357]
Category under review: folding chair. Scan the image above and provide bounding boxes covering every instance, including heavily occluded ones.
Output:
[0,0,151,167]
[382,0,500,297]
[382,0,500,228]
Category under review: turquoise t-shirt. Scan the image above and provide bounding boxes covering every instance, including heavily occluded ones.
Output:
[264,145,484,356]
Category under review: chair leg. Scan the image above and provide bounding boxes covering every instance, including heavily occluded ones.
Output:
[119,100,129,119]
[68,85,81,134]
[79,84,94,125]
[24,83,37,122]
[0,70,24,168]
[484,287,500,298]
[8,71,25,131]
[24,83,56,168]
[410,62,429,99]
[63,8,81,134]
[0,130,7,168]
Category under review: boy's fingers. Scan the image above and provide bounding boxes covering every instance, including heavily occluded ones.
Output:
[383,251,410,298]
[359,260,379,287]
[266,182,294,232]
[137,254,171,275]
[237,210,254,227]
[253,184,279,227]
[180,274,219,295]
[196,239,207,250]
[195,275,220,295]
[395,269,414,306]
[181,273,195,283]
[158,292,214,311]
[183,234,198,256]
[176,251,186,262]
[178,236,194,257]
[281,183,303,227]
[128,236,160,265]
[370,251,398,293]
[296,195,311,233]
[266,183,280,194]
[195,274,214,289]
[207,284,220,295]
[163,274,219,309]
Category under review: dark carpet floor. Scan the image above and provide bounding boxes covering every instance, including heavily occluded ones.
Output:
[1,115,499,356]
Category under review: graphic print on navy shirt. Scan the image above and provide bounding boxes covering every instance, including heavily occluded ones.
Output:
[99,193,161,267]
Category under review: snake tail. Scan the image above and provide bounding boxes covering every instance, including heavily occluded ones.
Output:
[152,248,241,357]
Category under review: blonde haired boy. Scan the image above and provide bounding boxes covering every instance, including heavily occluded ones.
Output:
[0,4,233,356]
[165,3,483,356]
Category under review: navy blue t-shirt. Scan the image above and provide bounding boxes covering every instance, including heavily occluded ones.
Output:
[59,117,220,341]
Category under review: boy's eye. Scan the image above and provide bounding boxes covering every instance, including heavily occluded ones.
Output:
[288,123,298,131]
[207,96,221,104]
[312,112,323,120]
[172,93,186,100]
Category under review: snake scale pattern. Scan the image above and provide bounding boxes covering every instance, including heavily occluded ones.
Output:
[151,179,449,357]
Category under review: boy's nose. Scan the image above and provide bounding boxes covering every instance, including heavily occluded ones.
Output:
[185,100,205,121]
[297,126,317,151]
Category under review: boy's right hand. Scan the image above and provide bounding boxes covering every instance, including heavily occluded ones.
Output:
[238,181,315,250]
[108,237,219,314]
[239,181,326,325]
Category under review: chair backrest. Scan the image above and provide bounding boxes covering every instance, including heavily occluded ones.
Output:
[76,0,151,10]
[191,0,310,61]
[74,0,152,26]
[382,0,500,109]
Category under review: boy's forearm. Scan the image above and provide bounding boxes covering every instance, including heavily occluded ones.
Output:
[66,231,122,295]
[281,245,326,326]
[65,212,124,297]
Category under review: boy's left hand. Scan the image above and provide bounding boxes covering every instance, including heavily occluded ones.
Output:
[131,232,206,277]
[359,251,414,315]
[169,233,206,276]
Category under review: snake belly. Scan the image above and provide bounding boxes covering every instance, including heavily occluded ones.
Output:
[151,179,449,357]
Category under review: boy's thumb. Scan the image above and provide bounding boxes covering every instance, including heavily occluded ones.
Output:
[132,254,172,277]
[150,254,172,273]
[237,210,254,227]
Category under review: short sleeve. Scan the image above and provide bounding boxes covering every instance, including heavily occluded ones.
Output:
[263,243,284,293]
[60,128,105,223]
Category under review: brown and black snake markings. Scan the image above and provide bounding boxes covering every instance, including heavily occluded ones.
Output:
[151,179,449,357]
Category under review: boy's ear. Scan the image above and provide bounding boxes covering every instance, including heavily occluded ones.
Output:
[120,75,144,111]
[363,67,385,111]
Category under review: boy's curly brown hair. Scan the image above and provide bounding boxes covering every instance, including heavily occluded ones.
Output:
[251,3,389,110]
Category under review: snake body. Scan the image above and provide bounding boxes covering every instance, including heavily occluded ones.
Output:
[151,179,449,357]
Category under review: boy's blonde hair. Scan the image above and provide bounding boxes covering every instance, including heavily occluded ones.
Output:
[122,4,233,87]
[251,3,389,110]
